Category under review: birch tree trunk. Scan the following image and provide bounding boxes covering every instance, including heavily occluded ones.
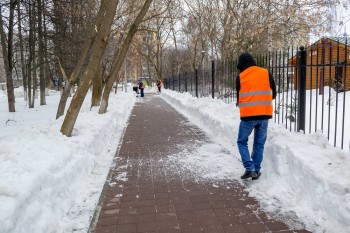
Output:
[99,0,153,114]
[60,0,118,137]
[0,1,16,112]
[56,0,109,119]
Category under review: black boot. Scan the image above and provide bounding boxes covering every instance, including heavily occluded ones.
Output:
[252,172,261,180]
[240,171,258,179]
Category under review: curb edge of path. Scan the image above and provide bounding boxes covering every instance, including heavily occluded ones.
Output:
[87,112,132,233]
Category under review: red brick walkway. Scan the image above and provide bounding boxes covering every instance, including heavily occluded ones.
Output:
[89,94,311,233]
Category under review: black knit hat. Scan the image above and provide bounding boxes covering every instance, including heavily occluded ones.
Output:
[236,53,256,72]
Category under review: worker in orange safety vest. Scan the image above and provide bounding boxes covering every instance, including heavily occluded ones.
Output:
[235,53,276,180]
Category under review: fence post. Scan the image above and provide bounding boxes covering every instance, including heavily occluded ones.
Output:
[211,60,215,99]
[185,72,188,92]
[195,69,199,98]
[297,46,306,132]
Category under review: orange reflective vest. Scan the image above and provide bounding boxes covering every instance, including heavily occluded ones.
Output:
[238,66,273,117]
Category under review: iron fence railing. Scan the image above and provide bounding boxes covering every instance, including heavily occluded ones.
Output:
[164,38,350,150]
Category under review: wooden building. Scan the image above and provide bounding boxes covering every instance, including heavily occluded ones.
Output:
[288,37,350,92]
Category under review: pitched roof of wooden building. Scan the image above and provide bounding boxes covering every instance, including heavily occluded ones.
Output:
[288,36,350,64]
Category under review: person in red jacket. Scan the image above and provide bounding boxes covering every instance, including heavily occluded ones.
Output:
[236,53,276,180]
[156,79,163,93]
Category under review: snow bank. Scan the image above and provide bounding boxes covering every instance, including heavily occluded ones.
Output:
[161,89,350,233]
[0,91,136,233]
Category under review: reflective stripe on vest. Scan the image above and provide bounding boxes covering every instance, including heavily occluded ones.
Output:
[239,66,273,117]
[239,101,272,107]
[239,90,272,97]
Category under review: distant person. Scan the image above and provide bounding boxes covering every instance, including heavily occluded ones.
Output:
[236,53,276,180]
[138,80,145,97]
[133,83,139,95]
[156,79,163,93]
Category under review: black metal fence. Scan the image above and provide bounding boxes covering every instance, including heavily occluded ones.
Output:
[164,37,350,150]
[164,59,239,102]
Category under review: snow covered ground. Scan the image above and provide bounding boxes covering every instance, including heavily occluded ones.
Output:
[0,86,350,233]
[0,88,136,233]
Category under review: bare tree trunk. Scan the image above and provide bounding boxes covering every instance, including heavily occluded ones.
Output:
[31,4,37,109]
[56,0,109,119]
[28,0,35,108]
[169,15,180,75]
[43,0,52,94]
[32,50,37,107]
[91,69,103,107]
[220,0,232,58]
[0,1,17,112]
[31,1,37,108]
[52,1,63,92]
[99,0,153,114]
[156,29,163,81]
[17,1,27,101]
[60,0,119,137]
[37,0,46,105]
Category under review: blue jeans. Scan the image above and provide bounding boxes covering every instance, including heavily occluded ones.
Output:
[140,88,144,97]
[237,120,268,172]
